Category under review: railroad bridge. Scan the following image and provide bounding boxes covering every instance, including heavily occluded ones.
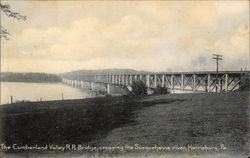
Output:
[62,71,250,94]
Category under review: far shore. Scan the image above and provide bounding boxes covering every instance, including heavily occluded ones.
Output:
[0,80,61,83]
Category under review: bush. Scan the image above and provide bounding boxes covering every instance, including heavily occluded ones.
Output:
[153,85,169,95]
[238,77,250,91]
[105,94,112,97]
[98,90,107,95]
[131,81,148,96]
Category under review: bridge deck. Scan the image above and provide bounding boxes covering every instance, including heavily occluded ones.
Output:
[62,71,250,93]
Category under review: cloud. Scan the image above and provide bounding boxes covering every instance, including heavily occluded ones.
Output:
[1,1,249,73]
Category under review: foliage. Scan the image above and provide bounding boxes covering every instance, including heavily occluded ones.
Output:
[0,3,26,40]
[238,77,250,91]
[131,81,148,96]
[153,85,169,95]
[0,26,10,40]
[0,4,26,20]
[1,72,61,82]
[105,94,112,97]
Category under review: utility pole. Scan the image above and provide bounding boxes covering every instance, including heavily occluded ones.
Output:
[11,96,13,104]
[212,54,223,92]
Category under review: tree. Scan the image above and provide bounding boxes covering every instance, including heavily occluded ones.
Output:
[153,85,169,95]
[131,81,148,96]
[0,3,26,40]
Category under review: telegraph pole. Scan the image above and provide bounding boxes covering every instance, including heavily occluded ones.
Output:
[212,54,223,92]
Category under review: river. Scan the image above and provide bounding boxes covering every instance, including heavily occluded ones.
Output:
[0,81,202,105]
[0,82,91,105]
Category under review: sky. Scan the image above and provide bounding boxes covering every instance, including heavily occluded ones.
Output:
[1,1,249,74]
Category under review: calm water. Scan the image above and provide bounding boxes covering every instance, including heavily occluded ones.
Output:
[0,82,208,105]
[0,82,91,104]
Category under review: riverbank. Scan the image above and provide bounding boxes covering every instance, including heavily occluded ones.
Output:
[0,91,249,157]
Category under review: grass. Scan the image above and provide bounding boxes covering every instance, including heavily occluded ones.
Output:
[0,91,249,157]
[99,91,249,155]
[0,96,175,147]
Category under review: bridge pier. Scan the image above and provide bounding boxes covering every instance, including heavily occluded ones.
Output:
[107,83,110,94]
[162,75,165,88]
[81,81,84,88]
[193,74,196,92]
[91,82,94,91]
[123,75,126,85]
[207,74,211,92]
[181,74,184,90]
[171,75,174,92]
[146,74,150,87]
[131,75,133,83]
[75,80,77,87]
[125,75,128,86]
[154,74,157,88]
[134,75,137,81]
[225,74,228,92]
[118,75,121,84]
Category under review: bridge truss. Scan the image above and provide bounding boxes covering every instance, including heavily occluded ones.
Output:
[62,71,249,93]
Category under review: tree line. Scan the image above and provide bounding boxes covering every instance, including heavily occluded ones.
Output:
[1,72,61,82]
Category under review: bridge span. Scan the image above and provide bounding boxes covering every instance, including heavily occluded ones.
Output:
[62,71,250,94]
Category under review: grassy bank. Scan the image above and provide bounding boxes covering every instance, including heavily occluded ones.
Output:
[98,92,249,156]
[0,91,249,157]
[0,96,176,147]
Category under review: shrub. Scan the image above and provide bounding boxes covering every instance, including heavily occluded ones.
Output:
[153,85,169,95]
[98,90,107,95]
[105,94,112,97]
[235,77,249,91]
[131,81,148,96]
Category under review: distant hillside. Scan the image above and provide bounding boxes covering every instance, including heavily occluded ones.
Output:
[1,72,61,83]
[60,69,150,80]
